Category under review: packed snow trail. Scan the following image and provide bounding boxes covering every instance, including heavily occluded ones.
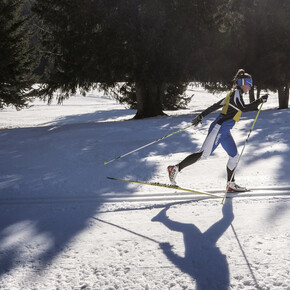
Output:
[0,88,289,289]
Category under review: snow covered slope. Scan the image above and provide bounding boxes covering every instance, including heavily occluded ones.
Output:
[0,87,289,289]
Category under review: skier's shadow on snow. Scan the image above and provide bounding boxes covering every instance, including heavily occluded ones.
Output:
[152,198,234,290]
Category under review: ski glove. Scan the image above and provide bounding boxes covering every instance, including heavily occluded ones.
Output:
[192,114,203,126]
[260,94,269,103]
[160,242,173,251]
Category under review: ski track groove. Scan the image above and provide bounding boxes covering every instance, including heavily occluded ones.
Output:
[0,187,289,205]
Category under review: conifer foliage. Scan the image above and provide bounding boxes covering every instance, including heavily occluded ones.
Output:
[32,0,290,113]
[33,0,213,118]
[0,0,36,109]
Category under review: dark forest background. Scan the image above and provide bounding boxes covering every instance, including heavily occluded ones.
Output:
[1,0,289,118]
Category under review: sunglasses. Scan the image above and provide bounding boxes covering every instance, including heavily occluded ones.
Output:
[237,78,253,87]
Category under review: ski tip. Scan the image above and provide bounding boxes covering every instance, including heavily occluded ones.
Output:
[107,176,121,181]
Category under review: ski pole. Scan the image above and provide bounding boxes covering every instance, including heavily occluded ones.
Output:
[222,103,264,203]
[104,123,194,165]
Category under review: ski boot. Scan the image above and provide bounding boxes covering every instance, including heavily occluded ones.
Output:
[167,165,179,186]
[226,181,248,193]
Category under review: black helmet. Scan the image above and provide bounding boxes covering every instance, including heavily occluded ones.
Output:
[233,69,253,87]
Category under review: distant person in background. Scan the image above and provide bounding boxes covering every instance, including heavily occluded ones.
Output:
[168,69,268,192]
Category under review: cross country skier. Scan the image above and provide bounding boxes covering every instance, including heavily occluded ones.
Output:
[167,69,268,192]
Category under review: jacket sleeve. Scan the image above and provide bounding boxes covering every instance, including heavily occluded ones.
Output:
[233,90,261,112]
[243,99,262,112]
[201,98,224,117]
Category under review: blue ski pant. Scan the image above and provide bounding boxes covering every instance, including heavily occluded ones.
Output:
[178,115,239,172]
[200,115,239,170]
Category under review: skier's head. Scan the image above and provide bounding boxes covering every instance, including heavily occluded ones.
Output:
[233,69,252,93]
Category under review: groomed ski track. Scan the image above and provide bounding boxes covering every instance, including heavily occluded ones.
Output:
[1,186,289,205]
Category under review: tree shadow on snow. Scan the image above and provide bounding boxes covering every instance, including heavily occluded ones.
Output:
[236,108,290,221]
[2,104,286,285]
[0,109,202,282]
[0,204,97,275]
[0,104,222,282]
[42,108,135,126]
[0,124,111,280]
[152,198,234,290]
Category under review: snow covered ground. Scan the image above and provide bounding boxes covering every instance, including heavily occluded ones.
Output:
[0,86,289,289]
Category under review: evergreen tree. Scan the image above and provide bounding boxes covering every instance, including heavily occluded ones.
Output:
[109,82,192,111]
[0,0,37,109]
[186,0,249,93]
[198,0,290,109]
[33,0,220,118]
[254,0,290,109]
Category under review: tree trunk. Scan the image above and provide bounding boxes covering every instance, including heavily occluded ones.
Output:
[278,84,289,109]
[134,81,166,119]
